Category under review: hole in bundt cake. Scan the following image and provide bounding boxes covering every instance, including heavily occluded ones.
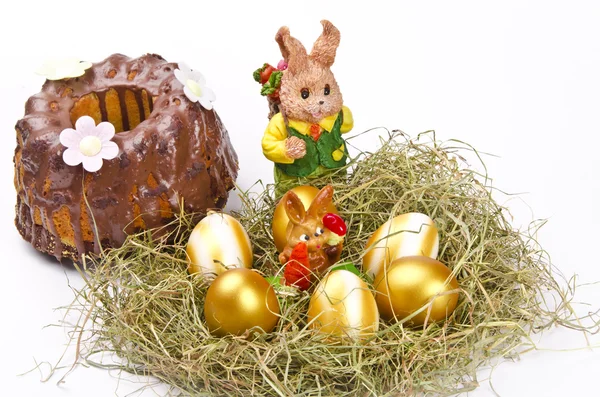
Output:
[69,87,154,133]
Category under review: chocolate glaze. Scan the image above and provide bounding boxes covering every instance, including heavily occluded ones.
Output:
[14,54,239,262]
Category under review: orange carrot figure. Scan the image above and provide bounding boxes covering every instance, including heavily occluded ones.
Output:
[284,242,311,290]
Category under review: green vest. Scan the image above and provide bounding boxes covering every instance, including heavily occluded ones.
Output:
[276,111,348,177]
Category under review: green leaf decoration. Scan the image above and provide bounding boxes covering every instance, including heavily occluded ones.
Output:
[261,85,277,96]
[252,63,268,83]
[266,275,283,286]
[253,69,261,83]
[268,70,283,89]
[329,262,361,276]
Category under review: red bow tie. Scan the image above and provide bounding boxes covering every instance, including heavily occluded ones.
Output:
[310,124,322,141]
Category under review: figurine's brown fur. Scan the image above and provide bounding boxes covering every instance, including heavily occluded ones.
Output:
[278,185,342,274]
[275,20,344,125]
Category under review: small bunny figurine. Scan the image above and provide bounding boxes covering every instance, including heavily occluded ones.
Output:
[278,185,345,276]
[261,20,354,185]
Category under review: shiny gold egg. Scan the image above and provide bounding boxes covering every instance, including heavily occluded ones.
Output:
[272,185,338,252]
[374,256,459,326]
[307,270,379,341]
[187,212,253,278]
[204,268,280,337]
[363,212,439,278]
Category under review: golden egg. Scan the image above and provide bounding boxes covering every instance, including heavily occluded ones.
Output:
[363,212,439,278]
[187,212,253,278]
[203,268,280,337]
[272,185,338,252]
[374,256,459,326]
[307,269,379,341]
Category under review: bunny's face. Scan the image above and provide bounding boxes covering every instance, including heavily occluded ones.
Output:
[280,66,343,124]
[285,214,334,253]
[275,20,343,124]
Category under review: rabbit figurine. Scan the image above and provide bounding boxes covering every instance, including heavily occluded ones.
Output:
[278,185,345,276]
[261,20,354,185]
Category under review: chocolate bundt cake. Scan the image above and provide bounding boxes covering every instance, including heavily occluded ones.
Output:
[14,54,239,262]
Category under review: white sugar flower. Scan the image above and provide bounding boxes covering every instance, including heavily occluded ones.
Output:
[59,116,119,172]
[36,58,92,81]
[174,62,216,110]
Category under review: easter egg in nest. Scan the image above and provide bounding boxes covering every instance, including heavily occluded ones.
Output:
[374,256,459,326]
[307,269,379,341]
[363,212,439,278]
[187,212,252,278]
[203,268,280,337]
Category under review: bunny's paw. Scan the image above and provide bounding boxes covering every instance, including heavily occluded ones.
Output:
[285,136,307,159]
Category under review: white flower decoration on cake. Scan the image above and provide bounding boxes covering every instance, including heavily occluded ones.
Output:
[59,116,119,172]
[174,63,216,110]
[36,58,92,81]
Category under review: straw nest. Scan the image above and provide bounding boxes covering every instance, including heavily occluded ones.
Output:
[64,130,593,396]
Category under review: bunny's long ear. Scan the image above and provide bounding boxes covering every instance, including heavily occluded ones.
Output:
[283,191,306,225]
[275,26,291,62]
[307,185,334,220]
[309,20,340,68]
[275,26,308,74]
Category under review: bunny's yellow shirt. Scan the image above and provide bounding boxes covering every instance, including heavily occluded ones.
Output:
[262,106,354,164]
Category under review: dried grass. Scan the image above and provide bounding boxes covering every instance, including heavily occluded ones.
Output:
[62,130,598,396]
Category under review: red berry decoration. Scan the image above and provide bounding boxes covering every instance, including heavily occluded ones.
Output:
[260,64,276,84]
[323,213,347,236]
[284,242,311,290]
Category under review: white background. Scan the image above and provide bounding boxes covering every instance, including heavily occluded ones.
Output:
[1,1,599,396]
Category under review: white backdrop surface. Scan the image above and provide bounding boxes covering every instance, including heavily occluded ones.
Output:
[1,1,599,396]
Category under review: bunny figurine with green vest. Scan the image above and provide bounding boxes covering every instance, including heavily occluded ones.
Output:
[259,20,354,187]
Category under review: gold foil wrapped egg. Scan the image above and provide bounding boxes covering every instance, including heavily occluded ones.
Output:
[204,268,280,336]
[187,212,253,277]
[374,256,459,326]
[307,270,379,341]
[272,185,338,252]
[363,212,439,278]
